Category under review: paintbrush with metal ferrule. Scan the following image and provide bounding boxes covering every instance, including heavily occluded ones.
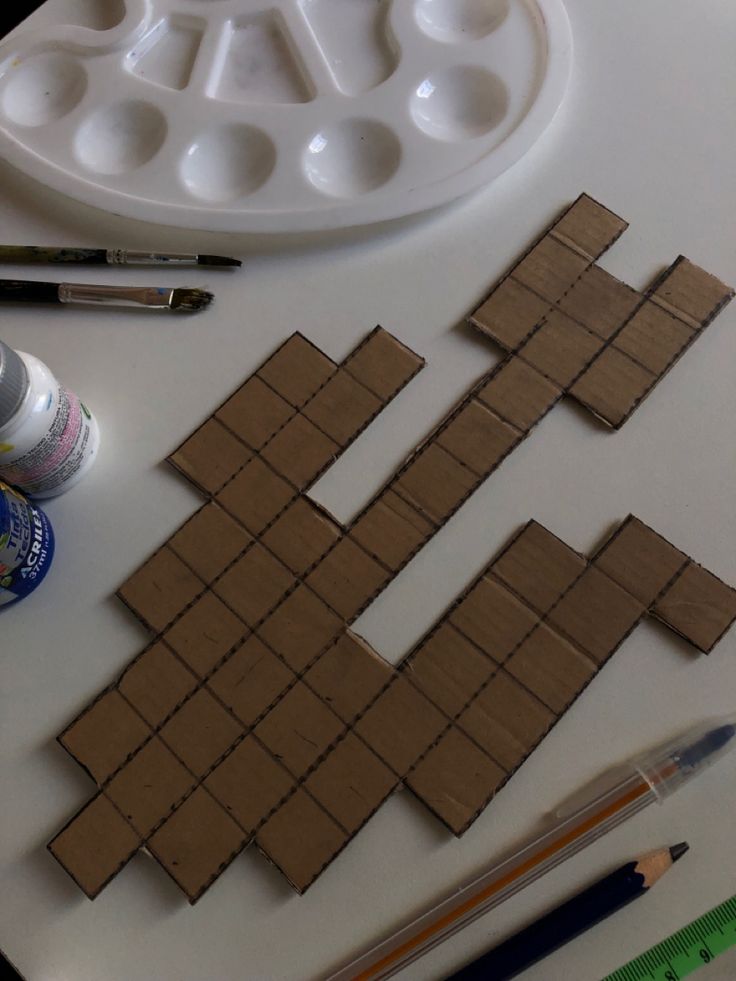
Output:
[0,246,241,268]
[0,279,214,313]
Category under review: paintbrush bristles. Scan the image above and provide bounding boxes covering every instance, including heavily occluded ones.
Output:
[170,288,214,312]
[197,255,242,267]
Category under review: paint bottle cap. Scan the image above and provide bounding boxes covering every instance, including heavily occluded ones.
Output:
[0,340,29,429]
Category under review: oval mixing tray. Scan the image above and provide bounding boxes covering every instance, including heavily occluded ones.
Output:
[0,0,572,232]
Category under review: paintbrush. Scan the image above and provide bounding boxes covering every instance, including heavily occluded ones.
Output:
[0,246,241,268]
[0,280,213,312]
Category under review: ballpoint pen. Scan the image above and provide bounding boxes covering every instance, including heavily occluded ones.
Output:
[326,715,736,981]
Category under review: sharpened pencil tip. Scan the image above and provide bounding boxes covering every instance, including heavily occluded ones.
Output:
[197,254,242,267]
[669,842,689,863]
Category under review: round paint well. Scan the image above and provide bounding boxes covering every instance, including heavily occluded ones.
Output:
[411,66,509,141]
[181,124,276,202]
[75,100,167,175]
[304,119,401,198]
[2,52,87,127]
[414,0,510,42]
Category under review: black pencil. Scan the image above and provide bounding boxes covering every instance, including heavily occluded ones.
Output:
[446,843,689,981]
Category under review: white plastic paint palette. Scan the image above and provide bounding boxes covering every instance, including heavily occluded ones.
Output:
[0,1,571,233]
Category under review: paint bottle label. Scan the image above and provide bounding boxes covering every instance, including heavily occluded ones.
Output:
[0,384,98,498]
[0,480,55,606]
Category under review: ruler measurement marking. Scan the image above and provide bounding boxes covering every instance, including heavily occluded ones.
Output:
[603,895,736,981]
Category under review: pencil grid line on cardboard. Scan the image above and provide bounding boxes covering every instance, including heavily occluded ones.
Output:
[49,195,736,902]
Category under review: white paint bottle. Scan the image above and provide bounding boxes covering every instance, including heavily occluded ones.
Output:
[0,339,99,498]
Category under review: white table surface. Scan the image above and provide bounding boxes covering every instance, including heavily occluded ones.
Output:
[2,2,736,980]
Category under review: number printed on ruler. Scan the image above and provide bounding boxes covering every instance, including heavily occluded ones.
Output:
[604,896,736,981]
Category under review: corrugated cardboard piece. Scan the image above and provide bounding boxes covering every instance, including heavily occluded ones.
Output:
[49,197,736,902]
[471,199,733,429]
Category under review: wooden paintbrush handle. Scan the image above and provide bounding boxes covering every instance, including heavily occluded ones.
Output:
[0,280,61,303]
[0,246,107,264]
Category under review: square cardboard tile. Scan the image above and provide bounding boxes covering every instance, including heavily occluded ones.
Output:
[518,311,605,388]
[350,490,433,572]
[216,457,296,535]
[651,257,734,325]
[393,443,477,525]
[343,327,424,400]
[160,689,243,777]
[118,547,204,634]
[163,592,247,678]
[255,683,345,777]
[205,737,295,833]
[215,376,294,449]
[261,414,339,488]
[306,537,390,619]
[557,264,641,340]
[257,789,347,893]
[406,727,506,834]
[304,632,394,723]
[257,334,336,407]
[552,193,628,259]
[257,585,344,672]
[612,301,694,375]
[306,733,397,833]
[505,622,598,714]
[477,358,562,432]
[60,690,150,784]
[593,516,688,606]
[512,236,589,301]
[302,369,382,446]
[169,418,251,495]
[458,671,555,771]
[213,544,295,627]
[148,787,246,902]
[437,400,520,476]
[654,563,736,653]
[119,642,197,728]
[569,346,656,428]
[450,577,539,661]
[356,676,446,776]
[168,503,252,584]
[408,622,496,717]
[548,566,644,663]
[105,737,196,837]
[469,277,552,350]
[208,635,295,726]
[490,521,587,614]
[49,795,140,899]
[261,498,341,576]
